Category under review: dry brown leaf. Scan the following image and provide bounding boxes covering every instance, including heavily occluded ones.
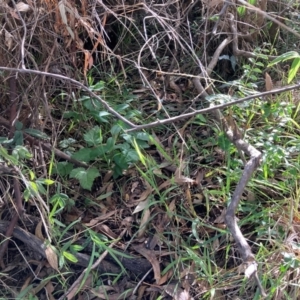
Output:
[137,208,151,238]
[67,274,94,300]
[83,210,116,227]
[102,170,113,183]
[163,283,193,300]
[131,181,139,192]
[133,198,150,214]
[158,269,173,285]
[133,244,161,284]
[9,9,20,19]
[185,187,197,217]
[137,285,148,300]
[265,72,273,92]
[45,245,58,271]
[174,175,196,185]
[193,193,204,204]
[90,285,116,299]
[214,209,226,224]
[158,179,172,191]
[45,281,55,300]
[83,50,93,77]
[15,2,31,12]
[204,0,223,8]
[35,220,45,241]
[4,30,13,50]
[21,276,32,292]
[128,184,153,206]
[97,224,118,239]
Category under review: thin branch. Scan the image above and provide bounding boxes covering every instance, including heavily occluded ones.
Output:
[126,82,300,132]
[0,67,136,128]
[236,0,300,39]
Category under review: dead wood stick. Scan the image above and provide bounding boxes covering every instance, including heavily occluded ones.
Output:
[191,33,267,295]
[193,77,266,296]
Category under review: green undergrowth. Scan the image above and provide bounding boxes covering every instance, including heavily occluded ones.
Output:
[1,60,300,299]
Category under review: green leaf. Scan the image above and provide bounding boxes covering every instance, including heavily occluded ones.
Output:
[268,51,300,67]
[106,137,115,152]
[70,244,85,252]
[83,99,102,111]
[54,162,74,176]
[84,126,102,146]
[237,6,246,17]
[113,153,128,170]
[69,167,100,191]
[36,178,55,185]
[90,80,105,91]
[24,128,49,140]
[59,138,76,149]
[97,111,111,123]
[13,130,24,146]
[15,120,23,130]
[63,251,78,263]
[90,145,107,159]
[63,111,84,120]
[0,137,11,144]
[36,181,47,195]
[12,146,32,160]
[72,148,94,162]
[288,57,300,83]
[136,132,150,141]
[111,124,123,136]
[0,146,19,164]
[50,193,68,206]
[115,103,129,112]
[124,149,139,162]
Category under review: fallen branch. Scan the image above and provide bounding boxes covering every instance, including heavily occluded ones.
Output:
[126,81,300,132]
[192,40,267,294]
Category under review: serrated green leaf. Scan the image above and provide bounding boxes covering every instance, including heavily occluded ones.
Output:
[59,138,76,149]
[136,132,149,141]
[124,149,139,162]
[122,133,133,143]
[24,128,49,140]
[106,137,115,152]
[90,145,107,159]
[70,167,100,190]
[84,126,102,146]
[12,145,32,160]
[54,162,74,176]
[72,148,93,162]
[111,124,123,136]
[115,143,130,151]
[63,111,83,120]
[83,99,102,111]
